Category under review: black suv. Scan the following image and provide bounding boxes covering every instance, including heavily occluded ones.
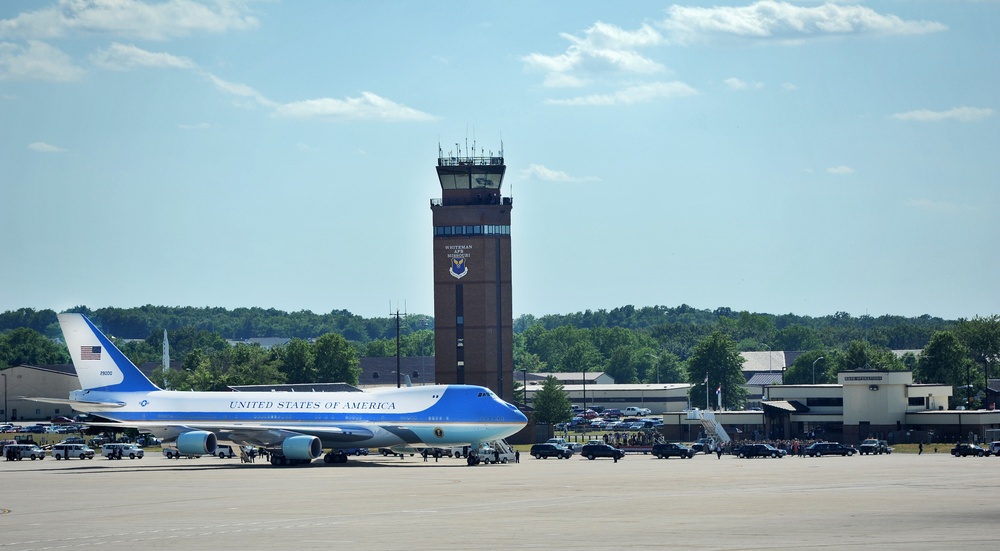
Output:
[529,443,572,459]
[581,442,624,460]
[951,443,987,457]
[804,442,856,457]
[652,442,695,459]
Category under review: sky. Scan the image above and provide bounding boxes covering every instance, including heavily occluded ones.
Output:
[1,1,998,322]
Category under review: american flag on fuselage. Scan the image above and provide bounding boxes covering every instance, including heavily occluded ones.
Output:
[80,346,101,360]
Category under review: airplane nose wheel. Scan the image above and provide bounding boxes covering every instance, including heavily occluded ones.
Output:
[466,455,481,466]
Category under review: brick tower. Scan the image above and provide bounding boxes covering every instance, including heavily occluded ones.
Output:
[430,143,513,401]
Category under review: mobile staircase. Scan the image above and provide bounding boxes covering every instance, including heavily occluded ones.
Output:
[686,409,731,451]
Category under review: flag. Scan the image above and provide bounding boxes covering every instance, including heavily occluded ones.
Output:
[716,385,721,396]
[81,345,101,360]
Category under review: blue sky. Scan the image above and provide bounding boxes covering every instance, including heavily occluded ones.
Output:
[1,0,997,322]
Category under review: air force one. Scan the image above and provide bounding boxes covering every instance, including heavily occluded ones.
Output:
[47,313,527,466]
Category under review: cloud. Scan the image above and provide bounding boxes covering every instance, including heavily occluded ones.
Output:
[826,165,855,175]
[205,73,276,109]
[725,77,763,90]
[892,107,996,123]
[28,141,67,153]
[520,164,599,183]
[906,198,975,212]
[91,42,195,70]
[546,81,697,106]
[0,0,259,41]
[522,21,665,88]
[0,40,85,81]
[660,1,947,45]
[274,92,436,122]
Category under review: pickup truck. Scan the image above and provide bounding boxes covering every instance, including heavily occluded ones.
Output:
[858,439,890,455]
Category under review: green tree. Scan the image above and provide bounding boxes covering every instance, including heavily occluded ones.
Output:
[955,315,1000,405]
[685,332,747,410]
[781,350,838,385]
[531,375,573,425]
[840,341,905,371]
[276,338,315,384]
[223,343,287,387]
[647,351,685,384]
[0,327,70,367]
[314,333,361,384]
[605,346,638,384]
[560,341,602,375]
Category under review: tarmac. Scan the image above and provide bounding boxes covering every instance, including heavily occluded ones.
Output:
[1,450,996,550]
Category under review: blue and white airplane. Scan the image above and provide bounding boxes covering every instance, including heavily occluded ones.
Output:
[48,313,527,466]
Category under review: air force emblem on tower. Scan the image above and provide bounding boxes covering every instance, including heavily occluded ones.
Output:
[450,257,468,279]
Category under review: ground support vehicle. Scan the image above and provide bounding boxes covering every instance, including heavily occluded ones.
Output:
[162,446,199,459]
[477,440,516,464]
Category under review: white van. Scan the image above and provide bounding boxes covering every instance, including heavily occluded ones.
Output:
[102,443,144,459]
[216,445,235,459]
[52,443,95,460]
[4,443,46,460]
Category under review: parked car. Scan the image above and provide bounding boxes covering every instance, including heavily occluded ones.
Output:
[804,442,856,457]
[988,442,1000,456]
[529,443,572,459]
[51,443,95,460]
[951,443,987,457]
[581,441,624,460]
[652,442,695,459]
[102,443,144,459]
[4,443,46,460]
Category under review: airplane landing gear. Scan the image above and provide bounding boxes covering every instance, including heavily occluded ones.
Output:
[323,451,348,464]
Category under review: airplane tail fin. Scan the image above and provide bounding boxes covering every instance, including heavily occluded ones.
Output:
[58,313,160,393]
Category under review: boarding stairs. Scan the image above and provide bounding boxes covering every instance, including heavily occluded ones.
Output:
[686,409,731,446]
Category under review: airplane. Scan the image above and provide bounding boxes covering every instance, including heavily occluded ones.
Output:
[36,313,527,466]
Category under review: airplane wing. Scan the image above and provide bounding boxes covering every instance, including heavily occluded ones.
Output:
[21,396,126,408]
[87,420,378,448]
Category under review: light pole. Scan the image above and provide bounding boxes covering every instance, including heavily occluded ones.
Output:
[812,356,825,385]
[1,372,6,423]
[518,368,528,407]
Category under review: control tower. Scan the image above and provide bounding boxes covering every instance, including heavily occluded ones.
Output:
[430,143,513,401]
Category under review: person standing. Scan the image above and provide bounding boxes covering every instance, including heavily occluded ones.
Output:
[716,443,723,459]
[514,450,520,463]
[918,442,923,455]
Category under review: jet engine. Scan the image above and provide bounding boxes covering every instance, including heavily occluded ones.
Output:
[281,435,322,460]
[176,431,218,456]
